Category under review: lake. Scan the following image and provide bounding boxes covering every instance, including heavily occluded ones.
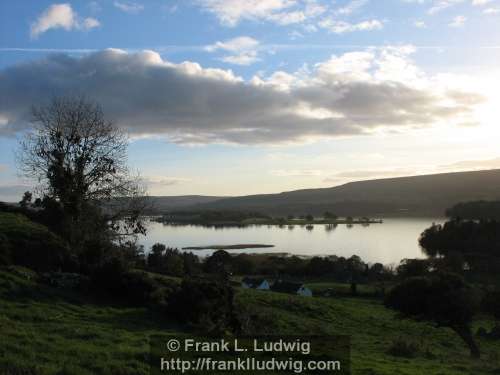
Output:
[138,217,444,265]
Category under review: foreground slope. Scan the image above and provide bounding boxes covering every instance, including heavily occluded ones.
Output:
[0,267,499,375]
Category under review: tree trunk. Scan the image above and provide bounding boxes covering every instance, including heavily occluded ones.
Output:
[452,324,480,359]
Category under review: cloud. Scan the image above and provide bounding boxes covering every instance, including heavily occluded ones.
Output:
[318,18,384,33]
[414,20,427,28]
[196,0,326,26]
[0,48,485,145]
[323,168,414,184]
[335,0,369,15]
[271,169,323,177]
[483,7,500,13]
[449,15,466,26]
[205,36,261,65]
[428,0,464,14]
[142,176,191,187]
[113,1,144,14]
[472,0,493,5]
[438,157,500,171]
[30,3,100,39]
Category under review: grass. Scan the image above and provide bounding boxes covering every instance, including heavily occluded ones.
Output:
[0,266,499,374]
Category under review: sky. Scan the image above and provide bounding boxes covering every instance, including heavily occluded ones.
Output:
[0,0,500,200]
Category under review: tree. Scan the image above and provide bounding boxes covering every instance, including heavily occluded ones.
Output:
[19,191,32,209]
[204,250,232,276]
[18,97,147,248]
[385,273,481,358]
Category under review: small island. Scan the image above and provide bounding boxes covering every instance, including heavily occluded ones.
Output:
[182,244,275,250]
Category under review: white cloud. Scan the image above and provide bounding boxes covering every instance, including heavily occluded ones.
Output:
[206,36,261,65]
[30,3,100,39]
[82,17,100,29]
[0,48,485,145]
[483,7,500,13]
[414,20,427,27]
[472,0,493,5]
[113,1,144,14]
[319,18,384,33]
[449,15,466,26]
[196,0,328,26]
[428,0,465,14]
[271,169,323,177]
[336,0,369,15]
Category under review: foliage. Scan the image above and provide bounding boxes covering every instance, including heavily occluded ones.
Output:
[167,278,238,334]
[17,96,147,248]
[447,200,500,220]
[385,272,482,358]
[146,244,192,277]
[419,219,500,276]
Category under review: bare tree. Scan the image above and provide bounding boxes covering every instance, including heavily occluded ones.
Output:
[18,96,148,246]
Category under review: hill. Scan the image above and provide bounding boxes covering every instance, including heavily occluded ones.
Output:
[178,169,500,217]
[142,195,226,214]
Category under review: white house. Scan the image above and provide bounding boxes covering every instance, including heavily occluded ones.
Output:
[241,277,270,290]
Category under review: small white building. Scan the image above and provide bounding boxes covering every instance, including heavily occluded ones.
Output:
[241,277,271,290]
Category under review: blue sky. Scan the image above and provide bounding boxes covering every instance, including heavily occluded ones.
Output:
[1,0,500,200]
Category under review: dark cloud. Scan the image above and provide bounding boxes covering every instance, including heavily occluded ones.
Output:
[0,49,483,144]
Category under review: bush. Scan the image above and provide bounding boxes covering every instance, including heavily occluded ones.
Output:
[168,278,238,334]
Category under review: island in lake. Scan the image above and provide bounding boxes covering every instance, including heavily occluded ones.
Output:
[182,243,275,250]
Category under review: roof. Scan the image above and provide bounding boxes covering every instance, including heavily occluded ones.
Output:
[271,280,304,293]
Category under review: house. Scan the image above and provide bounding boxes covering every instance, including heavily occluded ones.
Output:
[271,280,313,297]
[241,277,270,290]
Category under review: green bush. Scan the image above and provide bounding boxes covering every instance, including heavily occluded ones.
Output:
[168,278,238,334]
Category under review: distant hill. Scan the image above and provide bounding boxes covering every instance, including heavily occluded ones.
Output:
[171,169,500,217]
[147,195,226,213]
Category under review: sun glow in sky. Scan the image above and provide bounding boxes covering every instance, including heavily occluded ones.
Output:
[1,0,500,200]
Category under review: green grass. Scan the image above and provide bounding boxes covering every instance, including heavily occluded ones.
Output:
[0,266,499,374]
[236,288,500,375]
[0,266,181,375]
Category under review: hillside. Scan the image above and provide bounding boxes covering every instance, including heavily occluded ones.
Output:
[178,169,500,217]
[1,266,498,374]
[147,195,226,213]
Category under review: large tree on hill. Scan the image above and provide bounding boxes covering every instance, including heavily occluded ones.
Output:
[18,96,147,247]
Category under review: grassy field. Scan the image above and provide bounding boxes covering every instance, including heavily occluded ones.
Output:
[0,266,499,374]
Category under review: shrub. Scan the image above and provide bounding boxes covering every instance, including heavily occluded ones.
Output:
[168,278,238,334]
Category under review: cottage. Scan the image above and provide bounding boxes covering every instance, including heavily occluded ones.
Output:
[271,280,313,297]
[241,277,270,290]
